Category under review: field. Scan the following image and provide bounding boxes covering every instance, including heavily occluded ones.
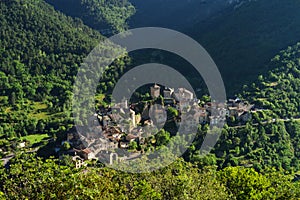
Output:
[21,134,49,146]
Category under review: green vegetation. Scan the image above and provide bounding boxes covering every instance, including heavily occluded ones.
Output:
[186,43,300,173]
[186,120,300,172]
[21,134,49,146]
[244,42,300,118]
[0,0,129,156]
[46,0,135,33]
[218,166,300,200]
[1,154,299,199]
[0,0,101,137]
[195,0,300,94]
[1,0,300,198]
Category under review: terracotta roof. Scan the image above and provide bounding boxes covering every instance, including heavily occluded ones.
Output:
[126,134,138,140]
[82,148,92,154]
[74,148,92,154]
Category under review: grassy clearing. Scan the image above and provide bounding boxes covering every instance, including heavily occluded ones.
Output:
[32,102,48,110]
[1,99,50,120]
[28,102,49,120]
[21,134,49,145]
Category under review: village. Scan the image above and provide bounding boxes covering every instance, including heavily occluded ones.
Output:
[55,84,255,168]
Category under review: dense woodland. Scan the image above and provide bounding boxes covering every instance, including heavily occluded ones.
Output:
[0,0,98,140]
[0,0,130,156]
[1,0,300,199]
[46,0,135,33]
[186,43,300,172]
[1,154,299,200]
[194,0,300,94]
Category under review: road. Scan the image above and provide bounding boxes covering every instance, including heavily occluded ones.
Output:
[0,147,39,166]
[0,154,14,166]
[232,117,300,129]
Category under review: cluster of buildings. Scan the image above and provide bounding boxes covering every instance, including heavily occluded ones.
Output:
[58,84,254,167]
[148,84,253,126]
[227,98,254,122]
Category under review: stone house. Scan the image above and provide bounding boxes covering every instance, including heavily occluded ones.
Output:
[75,148,96,160]
[173,88,194,101]
[163,87,174,98]
[151,84,161,98]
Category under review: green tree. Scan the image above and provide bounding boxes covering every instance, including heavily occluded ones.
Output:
[155,129,170,146]
[62,141,71,151]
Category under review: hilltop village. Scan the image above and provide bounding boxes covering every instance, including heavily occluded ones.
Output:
[57,84,255,167]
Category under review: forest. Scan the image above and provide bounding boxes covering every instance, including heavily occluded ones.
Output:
[187,43,300,172]
[194,0,300,94]
[0,0,129,138]
[1,154,300,199]
[1,0,300,199]
[46,0,135,33]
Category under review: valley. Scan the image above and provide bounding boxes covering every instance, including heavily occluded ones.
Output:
[1,0,300,199]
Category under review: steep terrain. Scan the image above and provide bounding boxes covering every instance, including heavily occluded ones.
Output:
[46,0,135,34]
[129,0,240,30]
[0,0,123,139]
[194,0,300,93]
[128,0,300,94]
[1,1,300,199]
[244,42,300,119]
[185,42,300,172]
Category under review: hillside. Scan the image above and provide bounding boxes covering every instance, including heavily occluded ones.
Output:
[244,42,300,119]
[193,0,300,93]
[129,0,239,30]
[1,155,299,199]
[1,1,300,199]
[184,42,300,173]
[46,0,135,34]
[0,0,124,142]
[127,0,300,94]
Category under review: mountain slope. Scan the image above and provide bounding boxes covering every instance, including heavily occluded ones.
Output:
[128,0,300,94]
[185,42,300,172]
[194,0,300,93]
[45,0,135,34]
[244,42,300,118]
[0,0,112,139]
[129,0,238,30]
